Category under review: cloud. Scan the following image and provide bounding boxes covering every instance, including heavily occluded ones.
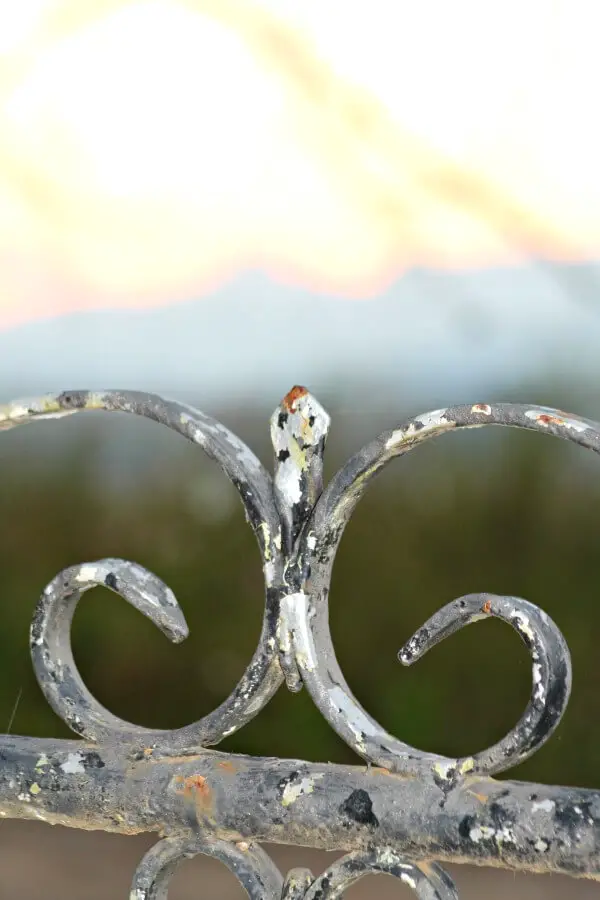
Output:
[1,0,599,328]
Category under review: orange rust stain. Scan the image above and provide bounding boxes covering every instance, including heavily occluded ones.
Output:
[472,403,491,414]
[142,748,153,758]
[283,385,308,412]
[370,766,393,776]
[482,599,492,614]
[217,760,237,773]
[466,790,489,804]
[174,774,212,806]
[537,413,565,426]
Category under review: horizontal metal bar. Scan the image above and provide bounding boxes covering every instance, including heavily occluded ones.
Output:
[1,735,598,881]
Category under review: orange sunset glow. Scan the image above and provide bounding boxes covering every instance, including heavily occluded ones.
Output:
[1,0,599,330]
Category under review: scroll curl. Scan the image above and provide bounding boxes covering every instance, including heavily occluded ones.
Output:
[130,834,283,899]
[289,401,600,775]
[3,389,285,748]
[399,592,572,776]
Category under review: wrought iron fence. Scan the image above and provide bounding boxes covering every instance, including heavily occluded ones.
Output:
[0,385,599,898]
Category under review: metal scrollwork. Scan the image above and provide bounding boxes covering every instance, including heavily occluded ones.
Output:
[1,386,600,895]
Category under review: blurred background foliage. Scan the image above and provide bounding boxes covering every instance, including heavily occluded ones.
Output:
[1,375,599,791]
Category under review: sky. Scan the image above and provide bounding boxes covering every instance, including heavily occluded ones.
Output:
[1,1,599,404]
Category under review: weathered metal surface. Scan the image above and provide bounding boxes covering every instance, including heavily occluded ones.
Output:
[1,386,599,897]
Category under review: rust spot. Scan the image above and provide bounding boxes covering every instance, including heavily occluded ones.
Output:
[471,403,492,415]
[142,748,153,758]
[218,760,237,774]
[175,774,211,803]
[371,766,393,776]
[283,385,308,412]
[467,791,489,804]
[537,413,565,426]
[482,599,492,614]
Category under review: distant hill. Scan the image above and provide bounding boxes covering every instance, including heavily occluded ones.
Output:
[1,263,599,405]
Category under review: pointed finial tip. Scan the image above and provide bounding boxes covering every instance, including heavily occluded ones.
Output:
[282,385,309,412]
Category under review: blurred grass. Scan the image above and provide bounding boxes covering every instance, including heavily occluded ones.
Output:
[0,387,599,790]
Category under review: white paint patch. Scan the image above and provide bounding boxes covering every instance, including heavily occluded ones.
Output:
[129,890,146,900]
[275,457,303,505]
[532,798,555,814]
[75,565,98,583]
[281,775,321,807]
[534,839,549,852]
[60,752,86,774]
[511,612,535,643]
[532,663,545,703]
[385,409,450,449]
[495,827,516,845]
[278,592,316,670]
[433,760,456,781]
[264,561,276,586]
[400,872,417,889]
[469,826,496,842]
[377,848,400,866]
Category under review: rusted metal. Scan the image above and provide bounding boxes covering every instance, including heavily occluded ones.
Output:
[1,386,600,897]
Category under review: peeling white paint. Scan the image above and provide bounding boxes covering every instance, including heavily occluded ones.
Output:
[511,612,535,643]
[264,560,276,585]
[35,755,50,773]
[75,565,98,583]
[532,798,555,814]
[385,409,450,449]
[469,825,496,842]
[60,752,86,775]
[532,663,545,703]
[259,522,271,557]
[275,457,303,505]
[400,872,417,889]
[281,775,322,807]
[433,761,456,781]
[280,592,317,673]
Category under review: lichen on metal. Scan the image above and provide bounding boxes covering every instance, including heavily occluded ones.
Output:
[1,385,600,897]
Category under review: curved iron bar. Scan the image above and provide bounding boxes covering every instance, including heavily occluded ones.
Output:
[1,386,600,895]
[398,593,572,777]
[130,833,283,899]
[1,389,286,750]
[301,849,460,899]
[130,836,459,900]
[290,400,600,774]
